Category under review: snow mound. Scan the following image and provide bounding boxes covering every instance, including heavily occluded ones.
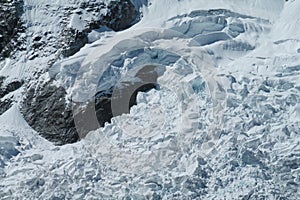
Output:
[0,0,300,199]
[0,104,30,129]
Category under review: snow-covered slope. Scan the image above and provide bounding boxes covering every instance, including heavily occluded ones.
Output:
[0,0,143,144]
[0,0,300,199]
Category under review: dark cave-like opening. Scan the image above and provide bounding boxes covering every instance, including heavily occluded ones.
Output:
[94,65,160,127]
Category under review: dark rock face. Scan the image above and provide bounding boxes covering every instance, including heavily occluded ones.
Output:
[62,0,137,57]
[0,99,12,116]
[0,77,23,115]
[0,76,4,91]
[4,0,140,145]
[0,0,26,114]
[62,30,89,58]
[0,79,23,98]
[0,77,8,115]
[0,0,138,60]
[0,0,24,59]
[22,83,78,145]
[22,64,158,145]
[104,0,138,31]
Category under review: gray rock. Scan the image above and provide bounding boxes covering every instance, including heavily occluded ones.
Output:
[0,99,12,116]
[0,76,14,115]
[22,83,78,145]
[0,79,23,98]
[18,0,140,145]
[62,0,137,57]
[0,0,25,59]
[104,0,137,31]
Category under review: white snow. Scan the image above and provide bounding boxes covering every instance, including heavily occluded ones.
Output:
[0,0,299,199]
[0,104,29,129]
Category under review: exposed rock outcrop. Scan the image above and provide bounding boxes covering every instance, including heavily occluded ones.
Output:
[18,0,140,145]
[0,77,23,115]
[62,0,137,57]
[0,79,23,98]
[0,0,24,59]
[22,84,78,145]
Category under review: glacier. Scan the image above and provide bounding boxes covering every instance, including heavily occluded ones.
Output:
[0,0,300,199]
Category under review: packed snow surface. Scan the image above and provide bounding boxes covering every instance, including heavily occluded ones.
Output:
[1,0,300,199]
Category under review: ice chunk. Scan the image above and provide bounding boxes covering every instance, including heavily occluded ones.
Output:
[189,32,231,46]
